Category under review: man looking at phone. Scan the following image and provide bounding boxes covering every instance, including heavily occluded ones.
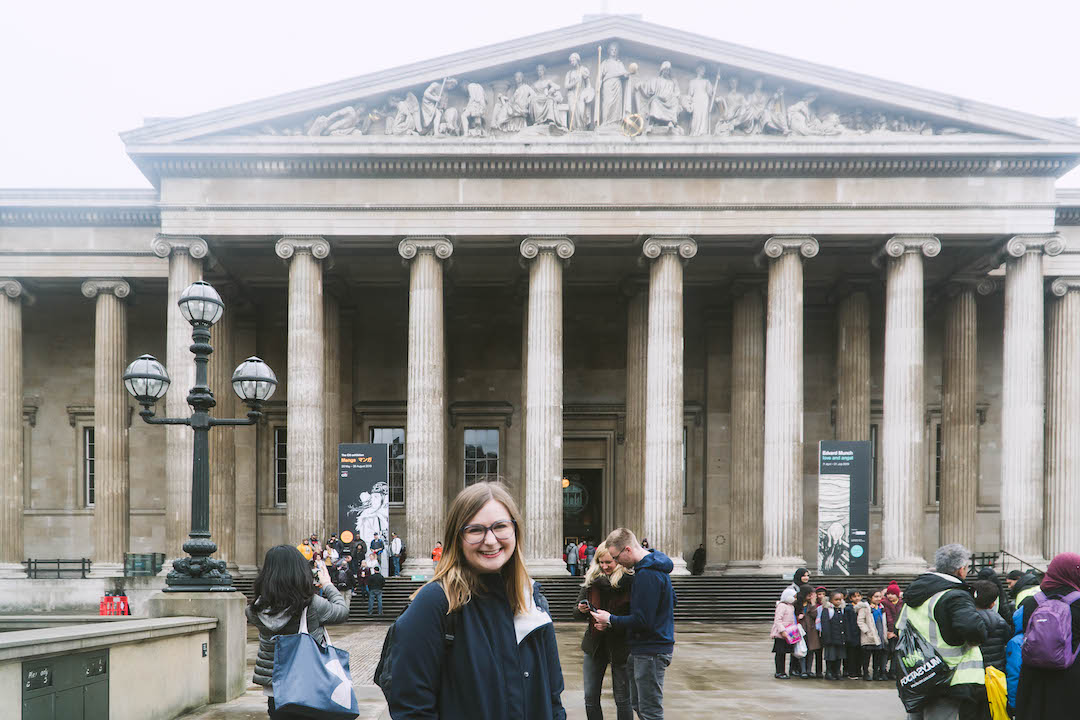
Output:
[591,528,676,720]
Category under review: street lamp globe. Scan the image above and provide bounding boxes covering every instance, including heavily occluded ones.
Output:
[231,356,277,403]
[122,354,171,405]
[177,280,224,326]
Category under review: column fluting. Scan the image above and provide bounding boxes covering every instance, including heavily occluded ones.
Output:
[623,284,648,534]
[836,290,871,442]
[760,236,817,574]
[642,237,696,575]
[399,237,452,576]
[521,237,574,575]
[0,280,28,576]
[276,237,330,545]
[729,285,765,570]
[83,279,131,573]
[152,235,206,566]
[1046,277,1080,558]
[208,290,236,566]
[323,292,341,539]
[939,284,978,549]
[878,235,940,574]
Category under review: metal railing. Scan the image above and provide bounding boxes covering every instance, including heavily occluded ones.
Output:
[969,550,1045,576]
[24,558,92,579]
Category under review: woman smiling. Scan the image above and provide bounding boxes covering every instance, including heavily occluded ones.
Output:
[385,481,565,720]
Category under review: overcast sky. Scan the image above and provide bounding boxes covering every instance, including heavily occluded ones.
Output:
[2,0,1078,189]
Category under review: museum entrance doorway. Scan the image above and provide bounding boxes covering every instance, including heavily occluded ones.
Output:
[562,468,603,548]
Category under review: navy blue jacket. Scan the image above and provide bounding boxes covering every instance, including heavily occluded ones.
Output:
[608,550,675,656]
[386,574,565,720]
[819,606,848,647]
[842,603,861,646]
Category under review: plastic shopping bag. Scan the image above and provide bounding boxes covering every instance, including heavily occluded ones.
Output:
[985,666,1008,720]
[793,636,808,659]
[892,624,954,712]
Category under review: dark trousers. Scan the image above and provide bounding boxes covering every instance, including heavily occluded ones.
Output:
[826,659,842,677]
[774,651,787,674]
[844,645,863,676]
[788,653,803,675]
[887,635,899,677]
[861,646,887,676]
[583,651,633,720]
[807,648,823,675]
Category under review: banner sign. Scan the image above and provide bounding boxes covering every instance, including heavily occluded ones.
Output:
[817,441,872,575]
[339,443,390,576]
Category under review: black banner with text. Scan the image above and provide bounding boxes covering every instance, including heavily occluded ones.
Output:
[817,441,872,575]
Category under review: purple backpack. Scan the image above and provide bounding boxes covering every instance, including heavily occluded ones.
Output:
[1022,590,1080,669]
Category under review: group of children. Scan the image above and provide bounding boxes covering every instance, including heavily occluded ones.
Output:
[772,581,904,681]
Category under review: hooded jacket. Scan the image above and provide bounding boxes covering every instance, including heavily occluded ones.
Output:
[903,572,988,706]
[386,575,565,720]
[608,550,676,656]
[245,584,350,692]
[770,589,797,640]
[856,601,883,647]
[974,607,1010,672]
[1011,572,1040,603]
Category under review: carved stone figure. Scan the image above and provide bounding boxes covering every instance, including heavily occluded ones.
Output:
[421,78,460,136]
[638,61,683,134]
[307,103,370,136]
[713,77,746,136]
[785,92,842,136]
[530,64,565,129]
[462,82,488,137]
[493,71,534,133]
[564,52,594,131]
[687,65,715,137]
[595,42,630,127]
[389,93,421,135]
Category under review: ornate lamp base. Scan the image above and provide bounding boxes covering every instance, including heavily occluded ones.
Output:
[163,537,236,592]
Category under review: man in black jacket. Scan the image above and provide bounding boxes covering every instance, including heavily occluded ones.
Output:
[901,544,988,720]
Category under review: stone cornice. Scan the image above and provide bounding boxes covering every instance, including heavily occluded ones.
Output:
[520,237,575,261]
[0,189,160,227]
[151,234,209,259]
[0,279,34,305]
[81,278,131,300]
[1049,277,1080,297]
[872,234,940,267]
[1058,207,1080,226]
[757,236,818,265]
[643,236,697,260]
[398,236,453,261]
[275,236,331,260]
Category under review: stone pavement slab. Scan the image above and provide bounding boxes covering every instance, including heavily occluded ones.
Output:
[179,622,910,719]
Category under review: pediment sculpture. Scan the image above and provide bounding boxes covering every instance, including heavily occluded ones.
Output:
[248,42,970,140]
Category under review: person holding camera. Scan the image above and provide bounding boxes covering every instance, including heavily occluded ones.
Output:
[573,540,634,720]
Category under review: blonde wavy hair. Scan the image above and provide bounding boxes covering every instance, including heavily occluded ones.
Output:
[582,540,632,589]
[413,482,532,615]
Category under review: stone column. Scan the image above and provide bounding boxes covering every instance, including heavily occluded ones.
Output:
[275,237,330,545]
[82,279,131,575]
[623,282,648,534]
[835,290,871,442]
[399,237,452,576]
[151,235,206,566]
[999,236,1062,567]
[208,290,236,567]
[728,284,765,571]
[877,235,940,574]
[642,237,696,575]
[323,293,341,538]
[520,237,574,576]
[759,237,817,575]
[0,279,29,577]
[1046,277,1080,558]
[939,282,979,549]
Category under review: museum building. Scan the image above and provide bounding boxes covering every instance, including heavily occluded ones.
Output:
[2,15,1080,580]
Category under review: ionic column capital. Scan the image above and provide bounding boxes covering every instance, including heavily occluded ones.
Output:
[0,279,34,305]
[151,234,209,260]
[756,236,817,266]
[520,236,575,261]
[81,278,131,300]
[873,235,940,267]
[1049,276,1080,297]
[1003,233,1065,260]
[398,236,453,261]
[276,236,331,261]
[938,276,1000,301]
[643,236,697,261]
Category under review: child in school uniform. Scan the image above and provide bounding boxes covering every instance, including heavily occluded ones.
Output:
[842,589,863,678]
[770,587,798,678]
[799,585,823,678]
[857,590,889,680]
[819,590,848,680]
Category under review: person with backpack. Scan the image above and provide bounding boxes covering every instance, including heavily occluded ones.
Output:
[1015,552,1080,718]
[245,545,350,719]
[897,544,988,720]
[382,481,565,719]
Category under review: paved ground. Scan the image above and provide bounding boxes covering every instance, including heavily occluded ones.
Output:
[179,623,909,719]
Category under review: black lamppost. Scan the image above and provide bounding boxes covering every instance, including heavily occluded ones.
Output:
[123,280,277,592]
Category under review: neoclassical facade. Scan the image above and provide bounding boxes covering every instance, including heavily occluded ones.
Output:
[2,16,1080,578]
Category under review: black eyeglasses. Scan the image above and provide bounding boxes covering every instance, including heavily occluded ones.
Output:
[461,519,517,545]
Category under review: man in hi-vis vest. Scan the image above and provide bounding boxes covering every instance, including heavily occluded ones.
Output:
[899,544,988,720]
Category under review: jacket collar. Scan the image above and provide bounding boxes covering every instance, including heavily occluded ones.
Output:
[513,579,553,645]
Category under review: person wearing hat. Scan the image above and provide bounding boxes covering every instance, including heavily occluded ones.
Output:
[881,582,903,678]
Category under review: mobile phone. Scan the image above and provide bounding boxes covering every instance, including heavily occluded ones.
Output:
[585,600,597,612]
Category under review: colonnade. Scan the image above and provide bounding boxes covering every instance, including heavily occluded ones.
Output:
[0,231,1077,576]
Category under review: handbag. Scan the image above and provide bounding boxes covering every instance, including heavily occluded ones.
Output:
[782,622,803,645]
[272,605,360,719]
[793,636,808,658]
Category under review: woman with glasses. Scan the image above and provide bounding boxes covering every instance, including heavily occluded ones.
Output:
[385,481,566,720]
[574,540,634,720]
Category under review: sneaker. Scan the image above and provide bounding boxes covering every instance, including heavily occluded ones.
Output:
[801,673,811,679]
[815,673,824,679]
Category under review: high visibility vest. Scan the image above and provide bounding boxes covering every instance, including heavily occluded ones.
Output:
[899,589,985,686]
[1015,585,1039,607]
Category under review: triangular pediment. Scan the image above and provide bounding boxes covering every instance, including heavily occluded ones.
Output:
[122,15,1080,148]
